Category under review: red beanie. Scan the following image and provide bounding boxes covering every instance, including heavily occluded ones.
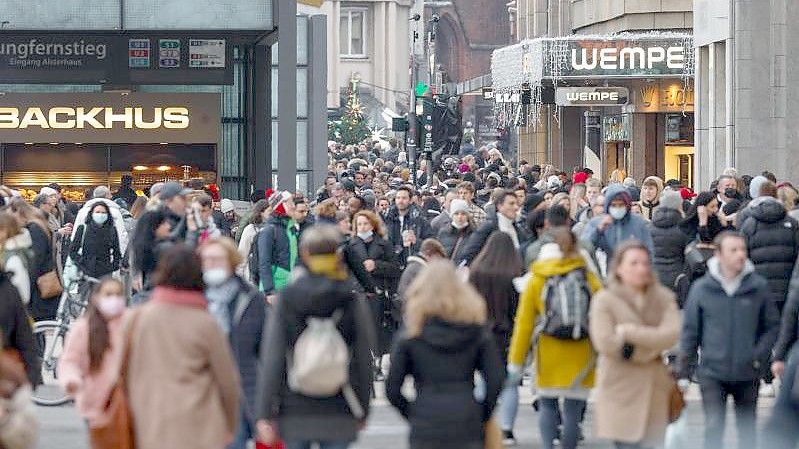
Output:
[573,171,589,185]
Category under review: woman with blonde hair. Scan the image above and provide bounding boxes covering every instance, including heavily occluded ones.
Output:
[589,241,681,449]
[386,260,504,449]
[569,183,589,221]
[777,184,799,221]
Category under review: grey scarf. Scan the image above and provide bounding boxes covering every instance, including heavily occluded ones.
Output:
[205,278,239,335]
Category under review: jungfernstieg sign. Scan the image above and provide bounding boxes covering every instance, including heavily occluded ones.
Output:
[0,93,220,143]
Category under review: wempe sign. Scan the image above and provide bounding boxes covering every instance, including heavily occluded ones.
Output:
[544,36,693,79]
[555,87,630,107]
[0,93,220,144]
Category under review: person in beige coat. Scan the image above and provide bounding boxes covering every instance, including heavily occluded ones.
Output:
[127,245,240,449]
[589,241,681,449]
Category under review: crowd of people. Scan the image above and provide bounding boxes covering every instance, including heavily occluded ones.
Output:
[0,137,796,449]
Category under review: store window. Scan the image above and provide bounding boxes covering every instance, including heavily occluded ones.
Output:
[340,8,367,58]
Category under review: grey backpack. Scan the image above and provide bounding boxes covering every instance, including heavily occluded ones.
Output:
[541,268,592,340]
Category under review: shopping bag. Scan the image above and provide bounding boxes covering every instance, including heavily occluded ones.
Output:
[484,418,504,449]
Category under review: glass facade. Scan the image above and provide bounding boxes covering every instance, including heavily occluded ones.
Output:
[271,15,313,194]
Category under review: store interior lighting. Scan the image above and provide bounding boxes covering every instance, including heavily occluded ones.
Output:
[133,165,148,171]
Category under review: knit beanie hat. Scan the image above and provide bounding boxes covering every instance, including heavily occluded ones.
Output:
[573,171,589,185]
[749,175,769,199]
[268,190,292,216]
[659,190,683,211]
[449,198,469,215]
[547,175,563,190]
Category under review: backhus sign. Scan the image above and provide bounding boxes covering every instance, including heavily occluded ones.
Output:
[0,93,220,143]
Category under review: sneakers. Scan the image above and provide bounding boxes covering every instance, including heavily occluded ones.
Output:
[502,430,517,446]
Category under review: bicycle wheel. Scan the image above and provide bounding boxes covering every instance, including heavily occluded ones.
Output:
[32,321,71,406]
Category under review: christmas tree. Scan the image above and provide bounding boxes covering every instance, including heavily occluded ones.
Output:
[328,77,371,145]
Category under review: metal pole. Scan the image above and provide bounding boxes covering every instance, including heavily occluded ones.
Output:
[408,15,421,187]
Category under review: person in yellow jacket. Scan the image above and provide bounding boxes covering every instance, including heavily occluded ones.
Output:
[507,227,602,449]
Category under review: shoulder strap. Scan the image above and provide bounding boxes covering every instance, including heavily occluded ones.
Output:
[118,310,141,387]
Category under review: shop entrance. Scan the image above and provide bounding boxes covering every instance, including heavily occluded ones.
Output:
[663,113,694,189]
[0,143,216,201]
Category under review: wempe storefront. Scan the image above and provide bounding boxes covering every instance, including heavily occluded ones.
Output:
[492,33,695,186]
[0,31,266,199]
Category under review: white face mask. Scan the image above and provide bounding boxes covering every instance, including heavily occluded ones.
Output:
[203,268,231,287]
[92,212,109,225]
[97,295,126,319]
[357,231,374,241]
[609,206,628,220]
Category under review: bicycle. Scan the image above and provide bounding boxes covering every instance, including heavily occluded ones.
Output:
[32,273,101,406]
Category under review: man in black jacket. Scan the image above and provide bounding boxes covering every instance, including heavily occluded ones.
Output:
[680,232,780,449]
[384,186,434,266]
[458,190,526,265]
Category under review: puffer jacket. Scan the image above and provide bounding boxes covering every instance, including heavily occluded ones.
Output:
[739,197,799,306]
[648,208,689,292]
[386,320,504,447]
[437,224,474,261]
[680,258,780,381]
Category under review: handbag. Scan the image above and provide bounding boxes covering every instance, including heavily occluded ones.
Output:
[36,270,63,299]
[88,311,139,449]
[484,418,504,449]
[668,377,686,424]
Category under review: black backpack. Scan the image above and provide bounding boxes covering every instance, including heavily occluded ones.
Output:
[248,225,278,286]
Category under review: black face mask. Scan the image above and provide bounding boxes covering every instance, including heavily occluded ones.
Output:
[724,188,738,199]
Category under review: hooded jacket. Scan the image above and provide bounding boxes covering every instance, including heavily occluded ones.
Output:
[386,320,504,445]
[256,271,376,442]
[648,207,689,291]
[508,245,602,395]
[680,257,780,381]
[256,215,299,294]
[1,230,32,304]
[581,184,654,257]
[71,198,129,254]
[739,197,799,304]
[639,176,664,221]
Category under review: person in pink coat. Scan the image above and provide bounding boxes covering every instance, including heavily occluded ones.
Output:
[58,278,129,427]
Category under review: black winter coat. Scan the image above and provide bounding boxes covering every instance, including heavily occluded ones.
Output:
[437,224,474,261]
[0,272,41,385]
[739,198,799,305]
[458,218,527,266]
[773,263,799,362]
[256,216,298,294]
[26,223,58,321]
[649,208,689,292]
[680,263,780,381]
[70,221,121,278]
[224,276,267,426]
[384,206,434,265]
[347,235,400,293]
[386,320,504,446]
[256,272,376,442]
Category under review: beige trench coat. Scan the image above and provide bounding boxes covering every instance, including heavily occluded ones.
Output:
[589,282,681,446]
[126,302,241,449]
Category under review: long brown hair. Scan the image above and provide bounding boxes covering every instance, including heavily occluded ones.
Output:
[86,278,124,372]
[8,198,51,239]
[608,240,654,289]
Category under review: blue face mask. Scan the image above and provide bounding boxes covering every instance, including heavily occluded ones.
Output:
[357,231,374,241]
[92,212,109,225]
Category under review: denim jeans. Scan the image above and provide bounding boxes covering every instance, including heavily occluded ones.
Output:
[538,397,586,449]
[284,441,350,449]
[497,384,519,431]
[699,376,759,449]
[227,407,252,449]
